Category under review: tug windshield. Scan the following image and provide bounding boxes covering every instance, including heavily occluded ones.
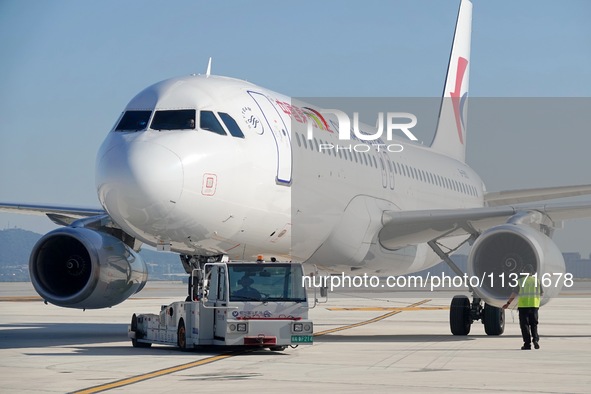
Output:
[228,263,306,302]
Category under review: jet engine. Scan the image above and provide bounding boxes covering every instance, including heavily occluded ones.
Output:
[29,227,148,309]
[468,224,565,308]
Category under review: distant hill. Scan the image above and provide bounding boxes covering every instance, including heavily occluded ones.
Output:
[0,228,42,266]
[0,228,185,281]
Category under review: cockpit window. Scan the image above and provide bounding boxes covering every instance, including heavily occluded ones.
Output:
[115,110,152,131]
[219,112,245,138]
[151,109,196,130]
[200,111,226,136]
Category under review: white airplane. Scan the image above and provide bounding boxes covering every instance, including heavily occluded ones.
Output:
[2,0,591,335]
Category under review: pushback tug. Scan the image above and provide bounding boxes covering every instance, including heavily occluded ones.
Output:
[129,257,313,350]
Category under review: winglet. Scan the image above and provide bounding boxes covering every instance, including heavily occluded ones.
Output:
[205,57,212,78]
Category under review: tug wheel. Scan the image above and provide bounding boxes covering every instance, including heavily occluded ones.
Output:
[177,318,187,350]
[131,314,151,348]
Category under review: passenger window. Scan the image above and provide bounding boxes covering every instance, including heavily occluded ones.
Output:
[200,111,227,135]
[115,110,152,131]
[151,109,196,130]
[295,133,301,147]
[219,112,245,138]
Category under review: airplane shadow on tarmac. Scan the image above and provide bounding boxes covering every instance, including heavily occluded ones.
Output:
[2,323,589,355]
[0,323,131,350]
[315,334,476,343]
[314,333,591,343]
[0,323,297,357]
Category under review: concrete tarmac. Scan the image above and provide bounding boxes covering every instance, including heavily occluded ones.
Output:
[1,281,590,393]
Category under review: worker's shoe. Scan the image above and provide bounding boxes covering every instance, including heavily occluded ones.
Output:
[521,345,531,350]
[533,341,540,349]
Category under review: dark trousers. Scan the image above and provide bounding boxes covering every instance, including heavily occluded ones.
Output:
[518,307,539,346]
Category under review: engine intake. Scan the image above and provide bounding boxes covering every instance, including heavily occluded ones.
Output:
[468,224,564,308]
[29,227,148,309]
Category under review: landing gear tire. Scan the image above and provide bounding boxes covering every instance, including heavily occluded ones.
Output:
[131,314,151,348]
[177,318,187,350]
[483,303,505,335]
[450,295,472,335]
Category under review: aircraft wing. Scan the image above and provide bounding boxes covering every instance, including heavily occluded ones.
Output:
[379,200,591,250]
[0,202,105,226]
[484,184,591,206]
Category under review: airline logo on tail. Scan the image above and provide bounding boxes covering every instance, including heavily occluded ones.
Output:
[450,56,469,144]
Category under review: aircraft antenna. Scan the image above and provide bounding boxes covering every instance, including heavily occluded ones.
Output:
[205,57,212,77]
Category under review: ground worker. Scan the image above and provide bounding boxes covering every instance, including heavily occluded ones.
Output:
[502,265,543,350]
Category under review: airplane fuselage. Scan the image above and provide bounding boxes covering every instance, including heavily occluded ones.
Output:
[96,75,484,275]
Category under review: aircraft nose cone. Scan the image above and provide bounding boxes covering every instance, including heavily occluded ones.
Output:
[96,141,184,230]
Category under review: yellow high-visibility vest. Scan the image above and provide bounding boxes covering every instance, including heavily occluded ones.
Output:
[518,276,541,308]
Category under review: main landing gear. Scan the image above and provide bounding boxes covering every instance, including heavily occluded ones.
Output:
[449,295,504,336]
[428,240,505,336]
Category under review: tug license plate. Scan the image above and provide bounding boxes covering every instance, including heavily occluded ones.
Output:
[291,335,313,343]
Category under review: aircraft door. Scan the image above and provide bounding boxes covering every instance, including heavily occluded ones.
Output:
[378,150,394,190]
[248,91,292,185]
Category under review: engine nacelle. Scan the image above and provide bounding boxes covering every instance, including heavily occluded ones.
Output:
[29,227,148,309]
[468,224,565,308]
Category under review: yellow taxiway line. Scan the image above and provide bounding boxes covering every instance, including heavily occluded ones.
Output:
[0,296,42,302]
[327,305,446,312]
[315,299,432,336]
[71,352,242,394]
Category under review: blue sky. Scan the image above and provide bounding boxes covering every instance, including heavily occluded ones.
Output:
[1,0,590,253]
